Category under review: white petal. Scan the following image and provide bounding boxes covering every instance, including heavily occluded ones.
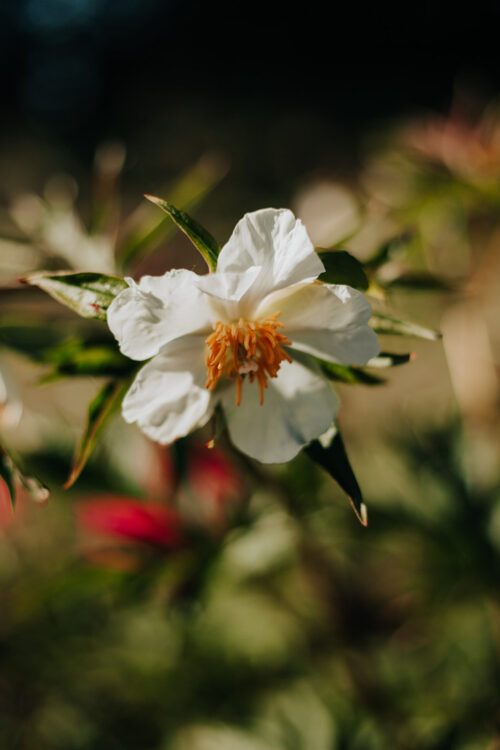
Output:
[222,355,338,463]
[257,282,380,365]
[195,266,262,302]
[107,269,213,360]
[122,335,213,444]
[217,209,324,304]
[194,266,263,322]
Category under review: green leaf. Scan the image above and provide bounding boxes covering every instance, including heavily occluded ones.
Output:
[0,444,50,508]
[0,320,134,379]
[65,379,129,489]
[144,196,220,271]
[305,427,367,525]
[318,359,385,385]
[43,340,135,378]
[21,272,128,321]
[367,351,413,368]
[0,320,68,359]
[118,156,227,268]
[370,312,441,341]
[318,250,369,290]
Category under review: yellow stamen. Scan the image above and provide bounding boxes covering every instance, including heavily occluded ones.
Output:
[205,311,292,405]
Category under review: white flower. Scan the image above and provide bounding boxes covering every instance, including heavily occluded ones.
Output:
[107,209,379,463]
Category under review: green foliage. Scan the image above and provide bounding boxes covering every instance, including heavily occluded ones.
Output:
[0,320,68,358]
[42,341,135,379]
[0,317,134,381]
[3,99,499,750]
[2,422,495,750]
[65,379,130,488]
[318,249,370,290]
[318,359,385,385]
[370,312,441,340]
[0,444,49,507]
[305,426,367,525]
[315,351,411,386]
[145,196,220,271]
[21,272,128,321]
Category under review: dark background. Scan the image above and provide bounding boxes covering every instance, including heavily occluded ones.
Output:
[2,1,499,148]
[1,0,499,211]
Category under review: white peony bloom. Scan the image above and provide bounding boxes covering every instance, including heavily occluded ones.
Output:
[107,209,379,463]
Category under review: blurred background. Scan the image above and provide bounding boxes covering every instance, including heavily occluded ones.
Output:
[1,2,500,748]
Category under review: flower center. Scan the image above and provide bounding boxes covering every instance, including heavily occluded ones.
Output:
[205,312,292,406]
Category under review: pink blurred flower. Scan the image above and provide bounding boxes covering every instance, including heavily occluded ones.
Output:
[77,443,245,569]
[187,444,243,510]
[403,111,500,179]
[146,441,245,527]
[0,478,14,532]
[0,478,33,534]
[77,496,184,550]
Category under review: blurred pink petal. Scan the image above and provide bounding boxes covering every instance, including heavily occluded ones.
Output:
[188,445,243,508]
[77,496,184,548]
[403,112,500,178]
[0,478,14,531]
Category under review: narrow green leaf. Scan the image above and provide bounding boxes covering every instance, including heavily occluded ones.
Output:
[21,272,128,321]
[318,250,369,290]
[65,379,129,489]
[0,444,50,508]
[305,428,367,526]
[144,196,220,271]
[367,351,414,368]
[318,359,385,385]
[118,155,227,267]
[371,312,441,341]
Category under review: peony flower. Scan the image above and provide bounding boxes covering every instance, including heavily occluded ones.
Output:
[107,208,379,463]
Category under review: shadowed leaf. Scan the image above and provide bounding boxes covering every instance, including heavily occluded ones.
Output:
[318,250,369,290]
[305,428,367,525]
[65,379,129,489]
[0,320,68,358]
[318,359,385,385]
[43,340,135,378]
[0,444,50,508]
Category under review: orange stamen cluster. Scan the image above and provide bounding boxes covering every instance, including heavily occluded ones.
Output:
[205,311,292,405]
